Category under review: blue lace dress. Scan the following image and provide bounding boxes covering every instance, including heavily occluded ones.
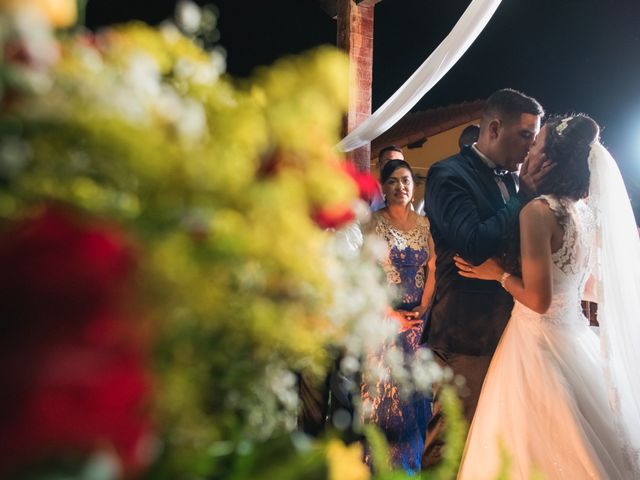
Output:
[361,212,432,473]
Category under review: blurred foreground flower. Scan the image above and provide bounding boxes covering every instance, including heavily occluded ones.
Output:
[0,0,77,28]
[326,439,370,480]
[311,162,378,229]
[343,161,379,203]
[0,1,458,476]
[0,207,152,477]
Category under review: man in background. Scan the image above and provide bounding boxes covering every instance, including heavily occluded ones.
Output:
[458,124,480,150]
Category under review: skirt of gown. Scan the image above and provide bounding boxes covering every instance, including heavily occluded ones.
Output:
[458,302,638,480]
[361,301,431,474]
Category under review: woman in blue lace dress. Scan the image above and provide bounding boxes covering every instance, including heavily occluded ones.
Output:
[362,159,436,473]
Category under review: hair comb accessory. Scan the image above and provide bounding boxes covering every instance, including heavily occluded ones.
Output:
[555,117,573,136]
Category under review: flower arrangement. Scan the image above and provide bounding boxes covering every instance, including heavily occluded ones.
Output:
[0,1,464,478]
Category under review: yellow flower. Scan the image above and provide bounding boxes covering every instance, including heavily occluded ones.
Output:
[1,0,76,28]
[326,439,370,480]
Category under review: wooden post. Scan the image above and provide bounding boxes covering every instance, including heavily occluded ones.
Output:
[337,0,376,172]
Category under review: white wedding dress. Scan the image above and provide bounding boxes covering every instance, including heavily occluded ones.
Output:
[458,195,639,479]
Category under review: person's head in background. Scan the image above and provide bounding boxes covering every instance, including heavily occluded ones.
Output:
[377,145,404,172]
[458,124,480,150]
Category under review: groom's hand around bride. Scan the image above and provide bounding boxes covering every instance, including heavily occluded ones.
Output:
[454,255,504,282]
[519,153,555,200]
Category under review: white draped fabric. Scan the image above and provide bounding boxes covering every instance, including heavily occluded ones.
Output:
[338,0,502,153]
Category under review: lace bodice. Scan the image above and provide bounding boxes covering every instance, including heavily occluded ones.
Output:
[513,195,596,326]
[367,212,431,307]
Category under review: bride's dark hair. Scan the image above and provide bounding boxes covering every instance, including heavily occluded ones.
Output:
[502,114,600,274]
[538,114,600,200]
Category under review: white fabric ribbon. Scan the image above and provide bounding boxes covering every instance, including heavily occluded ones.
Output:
[338,0,502,152]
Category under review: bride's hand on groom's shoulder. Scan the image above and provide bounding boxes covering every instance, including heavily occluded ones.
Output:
[454,255,504,282]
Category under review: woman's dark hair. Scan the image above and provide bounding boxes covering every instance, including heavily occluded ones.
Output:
[537,114,600,200]
[502,113,600,274]
[380,159,415,184]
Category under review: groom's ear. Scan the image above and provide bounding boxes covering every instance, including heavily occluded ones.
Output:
[488,118,501,139]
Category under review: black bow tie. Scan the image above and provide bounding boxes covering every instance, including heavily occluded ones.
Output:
[493,168,509,177]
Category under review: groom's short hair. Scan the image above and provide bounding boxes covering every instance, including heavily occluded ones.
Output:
[482,88,544,125]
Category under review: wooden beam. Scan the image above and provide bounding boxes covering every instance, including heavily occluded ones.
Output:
[317,0,382,18]
[337,0,375,172]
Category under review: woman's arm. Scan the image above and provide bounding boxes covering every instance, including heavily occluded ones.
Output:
[582,274,598,303]
[454,199,556,314]
[412,227,437,318]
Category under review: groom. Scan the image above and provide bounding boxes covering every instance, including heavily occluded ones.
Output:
[421,89,548,468]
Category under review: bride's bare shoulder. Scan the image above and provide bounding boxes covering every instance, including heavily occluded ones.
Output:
[520,197,558,229]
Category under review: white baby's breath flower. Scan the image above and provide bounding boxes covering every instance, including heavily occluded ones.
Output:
[14,8,59,68]
[209,46,227,75]
[360,399,374,418]
[159,21,181,43]
[104,80,149,123]
[154,86,184,123]
[340,355,360,375]
[415,347,433,362]
[176,0,202,34]
[176,97,207,141]
[426,361,446,384]
[411,363,433,392]
[365,364,389,385]
[454,374,467,388]
[333,223,363,256]
[384,347,404,372]
[353,198,371,223]
[234,362,303,441]
[174,58,196,81]
[410,350,439,393]
[364,315,398,349]
[126,53,161,97]
[75,42,104,74]
[364,235,388,262]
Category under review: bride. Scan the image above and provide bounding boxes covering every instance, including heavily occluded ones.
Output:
[454,114,640,479]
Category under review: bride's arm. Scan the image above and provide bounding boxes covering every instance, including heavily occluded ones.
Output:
[583,274,598,303]
[502,201,554,313]
[454,200,555,314]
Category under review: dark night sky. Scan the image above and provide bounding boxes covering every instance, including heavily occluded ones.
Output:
[87,0,640,210]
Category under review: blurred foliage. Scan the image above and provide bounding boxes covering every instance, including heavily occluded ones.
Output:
[0,3,468,479]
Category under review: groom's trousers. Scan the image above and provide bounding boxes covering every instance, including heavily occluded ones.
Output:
[422,349,492,470]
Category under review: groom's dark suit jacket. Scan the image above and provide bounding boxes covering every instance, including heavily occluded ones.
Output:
[422,146,522,356]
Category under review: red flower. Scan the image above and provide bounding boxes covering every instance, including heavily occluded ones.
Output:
[342,161,379,203]
[311,204,355,230]
[310,160,379,230]
[0,206,153,476]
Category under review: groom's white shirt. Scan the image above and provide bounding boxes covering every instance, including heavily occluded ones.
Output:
[471,143,511,203]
